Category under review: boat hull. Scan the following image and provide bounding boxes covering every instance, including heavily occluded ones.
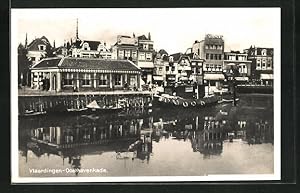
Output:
[153,95,220,108]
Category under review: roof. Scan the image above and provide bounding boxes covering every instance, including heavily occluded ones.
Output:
[27,36,51,51]
[138,35,148,40]
[32,58,62,68]
[170,53,183,62]
[162,55,169,61]
[137,61,154,68]
[158,49,168,56]
[32,57,141,72]
[82,40,101,50]
[185,53,201,60]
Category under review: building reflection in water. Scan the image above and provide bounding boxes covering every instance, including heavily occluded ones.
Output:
[20,106,274,174]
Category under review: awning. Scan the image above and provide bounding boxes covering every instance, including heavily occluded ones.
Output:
[179,77,189,81]
[260,74,273,80]
[138,61,154,68]
[167,77,176,80]
[235,76,249,81]
[204,73,225,80]
[153,76,163,81]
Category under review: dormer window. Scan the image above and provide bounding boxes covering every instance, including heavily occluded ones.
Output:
[262,49,267,56]
[169,56,174,63]
[83,43,89,51]
[38,45,45,51]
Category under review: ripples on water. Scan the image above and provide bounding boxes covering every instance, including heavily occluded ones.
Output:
[18,94,274,177]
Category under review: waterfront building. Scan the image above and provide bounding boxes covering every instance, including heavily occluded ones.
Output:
[30,57,141,91]
[137,33,155,84]
[71,40,102,58]
[26,36,52,65]
[153,49,169,85]
[112,33,154,85]
[223,51,252,83]
[192,34,225,95]
[111,35,139,62]
[165,53,181,86]
[184,53,204,85]
[53,46,68,58]
[68,19,111,59]
[244,46,274,85]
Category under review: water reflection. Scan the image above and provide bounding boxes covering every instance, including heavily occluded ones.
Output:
[19,95,274,176]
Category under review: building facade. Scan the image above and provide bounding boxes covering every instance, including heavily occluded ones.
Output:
[111,35,139,62]
[223,51,252,83]
[26,36,52,65]
[153,49,169,85]
[192,34,225,95]
[244,46,274,85]
[30,57,141,92]
[137,33,154,84]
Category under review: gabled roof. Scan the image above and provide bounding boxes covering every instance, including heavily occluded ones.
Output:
[138,35,148,40]
[169,53,183,62]
[27,36,51,51]
[32,58,62,68]
[158,49,168,56]
[81,40,101,50]
[32,57,141,72]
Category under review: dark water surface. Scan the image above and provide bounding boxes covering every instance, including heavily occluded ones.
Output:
[18,94,274,177]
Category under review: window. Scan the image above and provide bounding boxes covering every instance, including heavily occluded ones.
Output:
[118,50,124,58]
[219,54,222,60]
[262,61,266,68]
[63,73,73,86]
[143,44,148,50]
[38,45,45,51]
[267,59,272,68]
[171,66,175,71]
[83,43,89,51]
[139,53,145,60]
[178,70,182,74]
[206,53,209,60]
[262,49,267,56]
[146,53,152,61]
[129,75,137,86]
[99,74,108,86]
[166,66,169,71]
[132,51,137,59]
[257,61,261,68]
[214,54,218,60]
[114,74,122,86]
[125,50,131,58]
[82,73,91,86]
[205,45,209,49]
[197,68,202,74]
[210,54,214,60]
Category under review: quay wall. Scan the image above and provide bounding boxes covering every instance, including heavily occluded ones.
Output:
[18,92,153,115]
[237,85,273,94]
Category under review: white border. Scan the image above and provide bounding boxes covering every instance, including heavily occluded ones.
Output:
[11,8,281,183]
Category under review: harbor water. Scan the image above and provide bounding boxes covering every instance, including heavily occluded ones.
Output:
[18,94,274,177]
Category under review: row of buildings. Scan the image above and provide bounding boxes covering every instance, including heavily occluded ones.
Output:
[20,20,274,94]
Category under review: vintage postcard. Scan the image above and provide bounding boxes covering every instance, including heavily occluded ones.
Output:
[11,8,281,183]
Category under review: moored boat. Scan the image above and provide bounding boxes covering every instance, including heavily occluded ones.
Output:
[86,100,123,113]
[153,93,220,108]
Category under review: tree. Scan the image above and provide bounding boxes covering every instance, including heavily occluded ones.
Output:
[18,43,31,86]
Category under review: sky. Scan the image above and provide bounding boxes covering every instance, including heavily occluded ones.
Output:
[12,8,280,54]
